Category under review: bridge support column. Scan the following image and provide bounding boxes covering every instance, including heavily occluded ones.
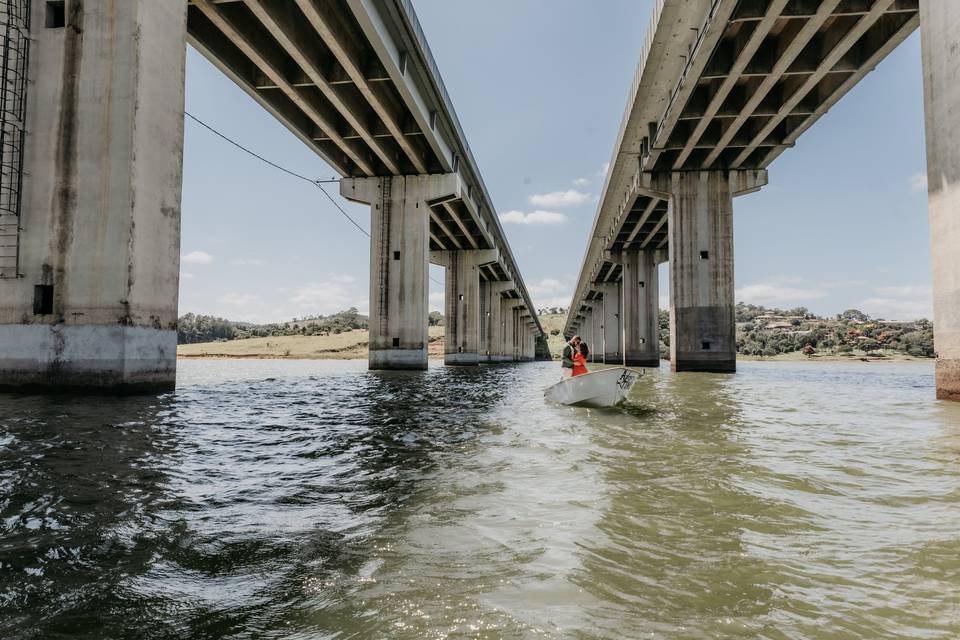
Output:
[342,174,460,370]
[921,2,960,401]
[597,283,622,364]
[658,170,765,373]
[582,307,597,362]
[482,280,513,363]
[622,249,665,367]
[0,1,186,391]
[500,300,522,362]
[524,323,536,361]
[518,312,531,362]
[433,249,498,366]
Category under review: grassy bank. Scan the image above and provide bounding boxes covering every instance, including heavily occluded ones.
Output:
[178,327,445,359]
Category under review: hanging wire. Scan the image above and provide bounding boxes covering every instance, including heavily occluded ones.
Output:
[184,110,444,287]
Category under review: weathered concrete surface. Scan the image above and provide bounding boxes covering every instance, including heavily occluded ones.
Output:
[342,174,459,370]
[622,249,664,367]
[663,171,765,373]
[921,0,960,401]
[0,325,176,390]
[434,249,497,366]
[580,307,596,362]
[482,280,513,363]
[596,283,622,364]
[500,300,522,362]
[0,0,186,390]
[667,172,735,373]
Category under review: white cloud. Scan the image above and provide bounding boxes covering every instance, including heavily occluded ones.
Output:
[231,258,267,267]
[909,173,928,193]
[819,279,866,289]
[573,178,590,188]
[529,189,591,208]
[859,297,932,321]
[289,274,367,316]
[218,292,259,306]
[181,272,194,280]
[429,291,445,313]
[499,210,567,225]
[527,277,572,309]
[600,162,610,177]
[735,282,827,305]
[873,285,932,297]
[182,250,214,265]
[859,284,933,320]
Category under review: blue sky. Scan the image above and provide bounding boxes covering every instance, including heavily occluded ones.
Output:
[179,1,932,323]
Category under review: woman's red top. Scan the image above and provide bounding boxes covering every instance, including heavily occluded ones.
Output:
[572,352,588,377]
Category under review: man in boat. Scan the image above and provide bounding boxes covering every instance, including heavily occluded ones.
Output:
[561,336,581,378]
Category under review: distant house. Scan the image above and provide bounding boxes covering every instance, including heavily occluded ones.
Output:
[766,321,795,331]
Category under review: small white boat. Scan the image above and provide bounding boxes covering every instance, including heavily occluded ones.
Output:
[544,367,642,408]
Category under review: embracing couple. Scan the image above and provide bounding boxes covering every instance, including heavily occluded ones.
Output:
[561,335,590,379]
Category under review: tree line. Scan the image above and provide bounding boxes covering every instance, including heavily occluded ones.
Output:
[178,308,446,344]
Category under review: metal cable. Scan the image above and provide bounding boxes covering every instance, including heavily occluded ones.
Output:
[185,110,443,287]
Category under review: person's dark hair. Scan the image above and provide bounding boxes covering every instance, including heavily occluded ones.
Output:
[579,342,589,357]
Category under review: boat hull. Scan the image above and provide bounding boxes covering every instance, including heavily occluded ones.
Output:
[544,367,641,407]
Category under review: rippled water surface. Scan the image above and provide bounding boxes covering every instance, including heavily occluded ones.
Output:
[2,359,960,639]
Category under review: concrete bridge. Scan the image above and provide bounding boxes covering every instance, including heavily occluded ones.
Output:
[0,0,544,390]
[564,0,960,400]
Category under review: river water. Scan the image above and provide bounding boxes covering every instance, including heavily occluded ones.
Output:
[1,359,959,639]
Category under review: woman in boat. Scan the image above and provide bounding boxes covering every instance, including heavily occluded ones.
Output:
[572,341,589,377]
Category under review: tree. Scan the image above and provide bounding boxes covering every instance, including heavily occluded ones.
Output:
[840,309,870,322]
[428,311,444,326]
[177,313,237,344]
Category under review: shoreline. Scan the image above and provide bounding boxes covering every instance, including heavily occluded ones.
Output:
[177,352,932,364]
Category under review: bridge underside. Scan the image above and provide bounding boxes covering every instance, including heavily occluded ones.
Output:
[566,0,960,400]
[0,0,543,391]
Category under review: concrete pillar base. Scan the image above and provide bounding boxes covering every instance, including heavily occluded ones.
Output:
[0,325,176,390]
[672,303,737,373]
[624,357,660,368]
[936,360,960,401]
[369,348,429,371]
[445,352,480,366]
[603,353,623,364]
[671,357,735,373]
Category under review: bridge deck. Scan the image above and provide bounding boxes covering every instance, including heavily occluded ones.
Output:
[567,0,919,334]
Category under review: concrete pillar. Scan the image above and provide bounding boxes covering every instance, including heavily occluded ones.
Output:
[622,249,664,367]
[0,1,187,390]
[582,307,596,363]
[921,1,960,401]
[482,280,513,363]
[342,174,461,370]
[663,171,764,373]
[518,312,531,361]
[433,249,497,365]
[500,300,522,362]
[597,283,622,363]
